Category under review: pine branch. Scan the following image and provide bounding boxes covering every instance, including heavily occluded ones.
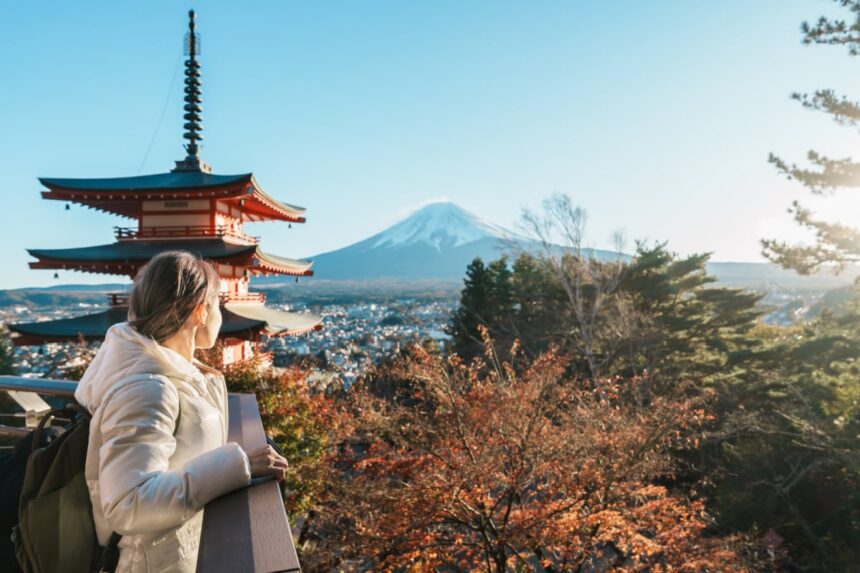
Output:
[769,151,860,193]
[792,90,860,128]
[801,2,860,54]
[761,201,860,273]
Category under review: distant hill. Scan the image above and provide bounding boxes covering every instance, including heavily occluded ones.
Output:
[0,284,128,308]
[705,262,859,292]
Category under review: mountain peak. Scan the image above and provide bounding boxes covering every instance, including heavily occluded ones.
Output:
[371,202,512,251]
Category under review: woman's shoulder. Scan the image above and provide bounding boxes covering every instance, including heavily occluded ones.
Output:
[102,373,182,413]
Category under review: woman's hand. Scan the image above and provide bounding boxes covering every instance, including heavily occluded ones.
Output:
[244,444,289,482]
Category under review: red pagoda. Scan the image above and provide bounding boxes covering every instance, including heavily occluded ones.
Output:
[9,11,321,365]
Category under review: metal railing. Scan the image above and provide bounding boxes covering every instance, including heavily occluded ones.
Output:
[114,225,260,244]
[0,376,301,572]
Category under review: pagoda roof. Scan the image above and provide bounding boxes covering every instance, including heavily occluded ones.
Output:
[27,239,313,277]
[39,171,306,223]
[40,171,252,192]
[224,303,322,337]
[8,306,321,345]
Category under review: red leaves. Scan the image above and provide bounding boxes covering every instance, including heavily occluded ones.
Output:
[304,342,752,571]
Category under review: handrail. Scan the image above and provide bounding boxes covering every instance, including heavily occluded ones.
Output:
[0,376,77,398]
[198,394,302,572]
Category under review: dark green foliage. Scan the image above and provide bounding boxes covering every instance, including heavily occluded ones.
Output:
[0,325,16,376]
[447,258,497,360]
[448,255,567,361]
[615,244,765,385]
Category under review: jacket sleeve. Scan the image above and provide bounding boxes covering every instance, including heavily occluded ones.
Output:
[96,375,252,536]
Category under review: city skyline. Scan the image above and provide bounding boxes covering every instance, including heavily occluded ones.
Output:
[3,1,860,288]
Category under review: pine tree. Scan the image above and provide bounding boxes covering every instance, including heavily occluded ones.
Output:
[764,0,860,273]
[447,257,493,360]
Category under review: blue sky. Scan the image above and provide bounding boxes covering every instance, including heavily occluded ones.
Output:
[2,0,860,288]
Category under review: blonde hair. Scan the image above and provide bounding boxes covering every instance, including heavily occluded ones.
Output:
[128,250,220,342]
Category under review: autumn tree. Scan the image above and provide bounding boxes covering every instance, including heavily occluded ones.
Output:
[220,355,338,519]
[303,331,757,572]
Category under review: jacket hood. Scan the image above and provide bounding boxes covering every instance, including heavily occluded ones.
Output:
[75,321,209,413]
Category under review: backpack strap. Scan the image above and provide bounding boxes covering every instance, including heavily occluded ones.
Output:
[96,532,122,573]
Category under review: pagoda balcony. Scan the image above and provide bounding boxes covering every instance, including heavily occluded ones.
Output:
[220,291,267,304]
[108,292,130,307]
[0,376,303,572]
[114,225,260,245]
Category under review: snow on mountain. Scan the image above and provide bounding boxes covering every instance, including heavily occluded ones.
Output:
[369,202,515,251]
[264,201,529,280]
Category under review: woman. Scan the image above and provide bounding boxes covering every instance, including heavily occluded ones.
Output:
[74,250,289,573]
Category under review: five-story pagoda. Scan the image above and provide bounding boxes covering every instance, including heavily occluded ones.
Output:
[9,10,321,365]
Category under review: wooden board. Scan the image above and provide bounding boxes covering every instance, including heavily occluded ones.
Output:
[197,393,302,573]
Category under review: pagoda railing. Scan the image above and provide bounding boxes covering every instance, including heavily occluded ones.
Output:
[115,225,260,244]
[108,293,130,307]
[0,375,302,572]
[221,292,266,304]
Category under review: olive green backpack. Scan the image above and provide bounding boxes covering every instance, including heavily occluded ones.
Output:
[12,374,180,573]
[11,402,120,573]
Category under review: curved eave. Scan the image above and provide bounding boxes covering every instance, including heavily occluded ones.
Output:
[239,175,307,223]
[9,306,273,345]
[8,308,128,344]
[27,240,260,276]
[251,248,314,277]
[224,303,322,337]
[38,172,309,225]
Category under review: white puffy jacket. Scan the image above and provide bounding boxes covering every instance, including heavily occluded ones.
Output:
[74,322,253,573]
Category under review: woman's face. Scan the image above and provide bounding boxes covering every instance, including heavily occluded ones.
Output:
[193,290,222,349]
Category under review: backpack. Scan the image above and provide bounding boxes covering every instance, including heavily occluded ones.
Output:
[0,424,63,573]
[11,402,118,573]
[11,374,181,573]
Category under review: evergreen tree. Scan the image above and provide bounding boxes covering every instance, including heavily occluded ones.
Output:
[0,324,16,375]
[617,243,765,385]
[764,0,860,273]
[510,252,568,356]
[484,257,515,352]
[447,257,493,360]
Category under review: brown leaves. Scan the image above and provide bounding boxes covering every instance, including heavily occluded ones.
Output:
[303,340,753,571]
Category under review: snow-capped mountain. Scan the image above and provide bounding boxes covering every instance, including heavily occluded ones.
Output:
[286,202,617,281]
[369,202,515,251]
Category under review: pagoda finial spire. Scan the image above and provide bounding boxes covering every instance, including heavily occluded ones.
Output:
[173,9,212,173]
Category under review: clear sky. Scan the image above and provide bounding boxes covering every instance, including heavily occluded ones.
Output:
[2,0,860,288]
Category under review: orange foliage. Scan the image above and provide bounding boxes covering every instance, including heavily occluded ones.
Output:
[304,331,756,571]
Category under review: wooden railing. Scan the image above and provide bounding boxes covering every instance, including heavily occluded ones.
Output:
[108,293,130,307]
[220,292,266,304]
[114,225,259,244]
[0,376,301,572]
